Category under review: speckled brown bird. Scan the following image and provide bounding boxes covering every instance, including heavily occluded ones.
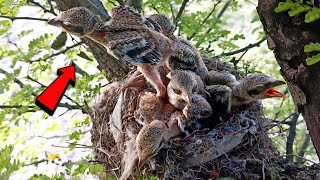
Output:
[167,70,206,110]
[48,6,176,97]
[231,74,286,106]
[135,120,168,168]
[148,14,208,81]
[206,73,286,110]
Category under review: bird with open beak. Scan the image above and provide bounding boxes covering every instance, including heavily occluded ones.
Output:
[231,74,286,106]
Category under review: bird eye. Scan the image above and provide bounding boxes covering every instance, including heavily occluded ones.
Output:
[172,88,181,95]
[248,86,264,96]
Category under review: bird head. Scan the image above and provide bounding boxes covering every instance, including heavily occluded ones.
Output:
[182,94,212,119]
[136,120,167,169]
[48,7,102,37]
[148,14,175,36]
[234,74,286,102]
[167,70,199,108]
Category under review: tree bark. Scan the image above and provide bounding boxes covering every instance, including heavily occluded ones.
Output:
[257,0,320,158]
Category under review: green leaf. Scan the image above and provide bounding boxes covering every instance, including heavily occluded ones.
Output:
[305,7,320,23]
[306,53,320,65]
[275,1,295,13]
[304,42,320,52]
[77,51,93,61]
[51,32,67,50]
[288,5,310,17]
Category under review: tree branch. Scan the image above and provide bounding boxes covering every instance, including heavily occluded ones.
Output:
[0,15,48,22]
[27,0,57,15]
[297,133,311,163]
[125,0,143,12]
[31,42,83,63]
[26,75,82,109]
[216,37,267,57]
[174,0,189,28]
[188,0,222,40]
[286,113,299,162]
[205,0,231,35]
[0,68,82,111]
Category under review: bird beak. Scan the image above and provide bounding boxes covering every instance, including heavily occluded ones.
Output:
[183,94,192,105]
[48,18,62,26]
[264,80,286,98]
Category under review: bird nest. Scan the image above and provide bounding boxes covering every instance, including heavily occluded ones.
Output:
[89,59,320,180]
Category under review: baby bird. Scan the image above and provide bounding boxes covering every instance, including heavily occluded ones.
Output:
[136,120,168,168]
[48,7,175,97]
[167,70,206,110]
[231,74,286,106]
[206,73,286,112]
[148,14,208,81]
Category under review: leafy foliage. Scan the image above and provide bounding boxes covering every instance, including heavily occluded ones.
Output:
[275,0,320,23]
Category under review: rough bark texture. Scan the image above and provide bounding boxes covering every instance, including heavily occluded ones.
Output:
[257,0,320,158]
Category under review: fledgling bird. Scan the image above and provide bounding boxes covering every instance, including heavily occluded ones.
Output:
[167,70,206,110]
[231,74,286,106]
[48,6,176,97]
[148,14,208,81]
[206,74,286,112]
[135,120,169,168]
[180,94,213,134]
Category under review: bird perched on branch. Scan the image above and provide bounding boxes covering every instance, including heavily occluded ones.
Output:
[148,14,208,81]
[167,70,206,111]
[48,6,176,97]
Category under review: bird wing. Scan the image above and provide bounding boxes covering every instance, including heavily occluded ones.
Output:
[108,31,162,65]
[169,41,196,70]
[145,18,162,32]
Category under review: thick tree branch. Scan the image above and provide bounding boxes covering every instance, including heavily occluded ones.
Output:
[216,37,267,57]
[0,15,48,22]
[286,113,299,162]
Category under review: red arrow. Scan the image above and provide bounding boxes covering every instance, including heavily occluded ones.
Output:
[36,64,76,116]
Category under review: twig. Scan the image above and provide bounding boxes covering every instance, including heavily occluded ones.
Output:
[169,3,176,22]
[216,37,267,57]
[115,0,125,5]
[26,75,82,109]
[286,113,299,162]
[281,154,319,164]
[262,160,265,180]
[31,42,83,63]
[174,0,189,28]
[205,0,231,35]
[27,0,57,15]
[188,0,222,40]
[52,145,92,148]
[0,15,48,22]
[297,133,311,163]
[265,113,295,130]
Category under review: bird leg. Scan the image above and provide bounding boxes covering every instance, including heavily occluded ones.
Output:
[137,65,166,97]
